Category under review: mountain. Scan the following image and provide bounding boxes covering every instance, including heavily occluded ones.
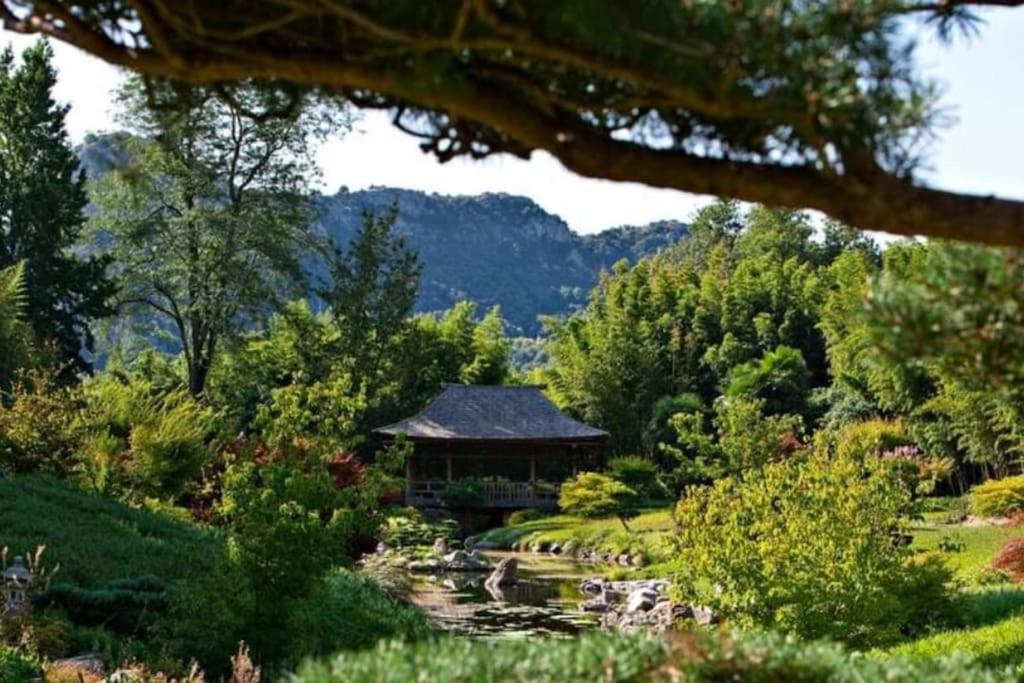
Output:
[77,135,689,335]
[315,187,688,334]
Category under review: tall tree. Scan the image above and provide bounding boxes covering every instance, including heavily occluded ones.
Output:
[6,1,1024,243]
[323,205,421,396]
[0,41,112,372]
[90,77,344,396]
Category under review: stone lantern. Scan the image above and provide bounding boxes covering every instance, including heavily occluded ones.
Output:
[3,556,32,615]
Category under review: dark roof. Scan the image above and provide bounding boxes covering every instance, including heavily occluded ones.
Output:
[373,385,609,442]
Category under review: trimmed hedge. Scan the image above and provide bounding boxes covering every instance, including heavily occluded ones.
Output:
[293,630,1017,683]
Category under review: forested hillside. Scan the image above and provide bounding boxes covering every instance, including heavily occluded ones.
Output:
[78,135,689,336]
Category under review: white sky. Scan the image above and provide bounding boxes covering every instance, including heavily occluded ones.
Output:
[4,8,1024,235]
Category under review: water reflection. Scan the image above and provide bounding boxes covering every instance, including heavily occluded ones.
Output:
[409,552,601,638]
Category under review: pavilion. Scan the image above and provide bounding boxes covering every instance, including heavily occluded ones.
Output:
[373,384,609,509]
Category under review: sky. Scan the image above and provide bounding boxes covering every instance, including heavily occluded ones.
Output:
[3,9,1023,235]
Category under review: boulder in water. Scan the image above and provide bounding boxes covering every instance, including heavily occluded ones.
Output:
[485,557,518,587]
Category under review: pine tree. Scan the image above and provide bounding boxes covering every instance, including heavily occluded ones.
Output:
[0,40,113,373]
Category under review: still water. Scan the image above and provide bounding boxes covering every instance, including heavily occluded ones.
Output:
[408,551,601,638]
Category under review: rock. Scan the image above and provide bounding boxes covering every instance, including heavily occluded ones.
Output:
[485,557,518,588]
[432,537,448,554]
[50,655,104,679]
[549,543,562,555]
[581,598,612,613]
[602,588,626,605]
[618,553,632,566]
[691,605,718,626]
[579,578,604,596]
[625,588,659,613]
[375,541,390,554]
[630,554,645,567]
[443,549,467,564]
[108,672,144,683]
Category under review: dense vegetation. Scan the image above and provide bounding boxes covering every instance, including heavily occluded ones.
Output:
[3,35,1024,683]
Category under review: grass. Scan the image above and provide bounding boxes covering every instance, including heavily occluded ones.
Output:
[0,474,222,588]
[877,586,1024,669]
[472,506,676,561]
[911,520,1022,582]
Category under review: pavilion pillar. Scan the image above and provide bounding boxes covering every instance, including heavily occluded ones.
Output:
[446,453,453,482]
[405,454,412,502]
[530,454,537,504]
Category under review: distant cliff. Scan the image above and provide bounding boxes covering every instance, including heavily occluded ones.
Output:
[314,187,688,334]
[78,135,689,335]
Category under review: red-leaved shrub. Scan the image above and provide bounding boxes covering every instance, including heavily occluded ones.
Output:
[991,537,1024,581]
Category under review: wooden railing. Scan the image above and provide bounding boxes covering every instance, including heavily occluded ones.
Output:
[406,480,559,509]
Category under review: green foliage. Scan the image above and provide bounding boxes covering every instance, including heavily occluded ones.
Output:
[664,395,802,483]
[293,628,1016,683]
[0,262,32,386]
[0,475,221,590]
[0,645,41,683]
[505,508,547,526]
[324,205,422,399]
[439,478,486,508]
[294,630,667,683]
[559,472,638,530]
[89,77,342,395]
[672,452,952,646]
[218,452,360,601]
[282,568,431,664]
[970,475,1024,518]
[543,205,834,455]
[382,510,459,548]
[606,455,664,499]
[0,42,113,374]
[0,370,82,475]
[725,345,811,417]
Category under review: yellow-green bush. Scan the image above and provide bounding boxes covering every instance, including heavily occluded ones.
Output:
[672,452,952,646]
[970,475,1024,518]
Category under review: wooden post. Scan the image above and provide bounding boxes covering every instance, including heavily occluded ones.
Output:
[530,454,537,504]
[446,453,453,482]
[405,453,412,503]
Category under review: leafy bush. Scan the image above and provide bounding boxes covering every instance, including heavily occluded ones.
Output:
[439,478,485,508]
[970,475,1024,518]
[991,538,1024,582]
[672,452,952,646]
[607,456,665,499]
[559,472,638,530]
[282,569,431,665]
[506,508,546,526]
[382,510,459,548]
[0,370,82,475]
[294,630,667,683]
[0,645,41,683]
[40,576,167,634]
[292,629,1016,683]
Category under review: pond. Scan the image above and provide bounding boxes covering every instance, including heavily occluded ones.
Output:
[407,551,602,638]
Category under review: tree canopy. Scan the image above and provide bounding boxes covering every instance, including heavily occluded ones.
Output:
[4,1,1024,244]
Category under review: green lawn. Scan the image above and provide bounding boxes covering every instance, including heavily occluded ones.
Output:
[911,520,1022,582]
[0,474,223,588]
[472,506,676,562]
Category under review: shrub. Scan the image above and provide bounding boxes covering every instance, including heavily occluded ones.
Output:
[559,472,638,531]
[672,452,952,646]
[40,576,168,634]
[382,510,459,548]
[291,629,1016,683]
[0,645,41,683]
[0,370,82,475]
[507,508,546,526]
[607,456,664,499]
[970,475,1024,518]
[282,569,431,665]
[439,478,485,508]
[991,538,1024,582]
